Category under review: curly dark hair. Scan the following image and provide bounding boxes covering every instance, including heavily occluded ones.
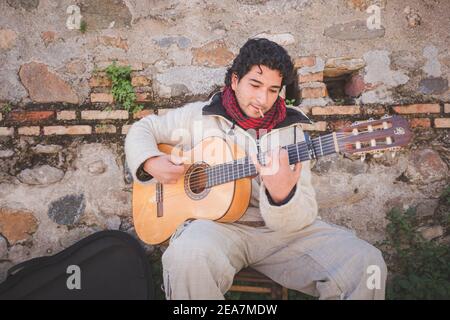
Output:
[224,38,294,87]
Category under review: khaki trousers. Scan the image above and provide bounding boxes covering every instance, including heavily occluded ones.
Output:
[162,219,387,300]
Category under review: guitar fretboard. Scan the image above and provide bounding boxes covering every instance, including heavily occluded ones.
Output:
[204,133,339,188]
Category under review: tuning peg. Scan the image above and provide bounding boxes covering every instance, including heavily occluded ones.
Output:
[391,151,396,158]
[360,154,366,162]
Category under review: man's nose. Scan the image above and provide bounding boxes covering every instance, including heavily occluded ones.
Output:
[255,90,268,106]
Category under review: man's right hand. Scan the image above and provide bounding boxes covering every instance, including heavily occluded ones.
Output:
[143,154,186,184]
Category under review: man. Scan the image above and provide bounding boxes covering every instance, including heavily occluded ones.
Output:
[125,38,387,299]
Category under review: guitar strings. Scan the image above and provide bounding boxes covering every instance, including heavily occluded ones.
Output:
[186,132,345,183]
[153,133,353,199]
[155,127,397,199]
[157,128,397,199]
[158,134,397,201]
[157,132,353,199]
[158,124,391,193]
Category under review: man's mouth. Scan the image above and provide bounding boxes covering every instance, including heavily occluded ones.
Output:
[250,104,264,117]
[250,104,262,112]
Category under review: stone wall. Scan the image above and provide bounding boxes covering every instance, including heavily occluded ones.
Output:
[0,0,449,282]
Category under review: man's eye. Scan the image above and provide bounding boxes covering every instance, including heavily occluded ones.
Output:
[250,84,259,88]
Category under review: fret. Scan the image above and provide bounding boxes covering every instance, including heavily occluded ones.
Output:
[211,166,215,187]
[318,135,323,156]
[222,163,227,184]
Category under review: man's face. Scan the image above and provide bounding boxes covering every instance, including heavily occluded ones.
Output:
[231,65,282,119]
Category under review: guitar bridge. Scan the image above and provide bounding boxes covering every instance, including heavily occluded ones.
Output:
[156,182,163,217]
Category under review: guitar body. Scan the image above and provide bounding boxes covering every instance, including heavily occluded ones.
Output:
[132,136,252,244]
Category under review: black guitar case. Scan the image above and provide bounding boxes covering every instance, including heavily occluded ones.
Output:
[0,230,154,300]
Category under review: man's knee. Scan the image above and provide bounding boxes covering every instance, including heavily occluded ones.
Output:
[364,245,387,279]
[345,243,387,299]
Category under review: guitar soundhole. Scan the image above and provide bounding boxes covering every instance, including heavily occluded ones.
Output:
[185,162,210,200]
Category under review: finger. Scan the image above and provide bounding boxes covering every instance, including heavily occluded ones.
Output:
[169,154,185,165]
[250,153,261,173]
[279,148,289,165]
[264,153,272,167]
[271,147,281,162]
[293,162,302,178]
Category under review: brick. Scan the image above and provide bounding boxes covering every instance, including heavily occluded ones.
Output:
[18,126,40,135]
[364,107,386,116]
[57,110,76,120]
[90,93,114,103]
[95,124,116,134]
[41,31,56,46]
[131,76,151,87]
[98,36,128,51]
[445,104,450,113]
[434,118,450,128]
[133,109,155,119]
[393,104,440,114]
[299,121,327,131]
[9,111,54,122]
[301,86,328,99]
[312,105,361,116]
[89,75,111,87]
[298,72,323,83]
[0,127,14,136]
[409,118,431,128]
[121,125,131,135]
[44,125,92,135]
[329,120,353,131]
[136,92,151,102]
[81,110,128,120]
[294,56,316,69]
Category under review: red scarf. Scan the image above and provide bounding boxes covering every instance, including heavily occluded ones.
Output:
[221,86,286,137]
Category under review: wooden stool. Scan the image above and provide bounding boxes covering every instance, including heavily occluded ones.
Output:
[229,267,289,300]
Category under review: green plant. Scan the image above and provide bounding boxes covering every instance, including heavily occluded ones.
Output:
[79,20,87,33]
[285,98,296,106]
[379,200,450,300]
[334,98,345,105]
[2,103,12,113]
[105,61,143,114]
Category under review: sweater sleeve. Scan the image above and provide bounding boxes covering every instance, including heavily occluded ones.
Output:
[124,102,201,184]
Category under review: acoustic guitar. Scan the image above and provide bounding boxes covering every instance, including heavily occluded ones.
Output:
[132,115,412,244]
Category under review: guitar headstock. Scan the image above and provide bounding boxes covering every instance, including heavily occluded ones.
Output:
[337,115,413,161]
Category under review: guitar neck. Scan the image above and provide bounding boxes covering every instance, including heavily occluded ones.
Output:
[205,132,339,188]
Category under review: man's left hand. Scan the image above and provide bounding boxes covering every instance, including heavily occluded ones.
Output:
[251,147,302,204]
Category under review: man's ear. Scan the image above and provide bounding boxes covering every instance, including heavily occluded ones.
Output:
[230,73,239,91]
